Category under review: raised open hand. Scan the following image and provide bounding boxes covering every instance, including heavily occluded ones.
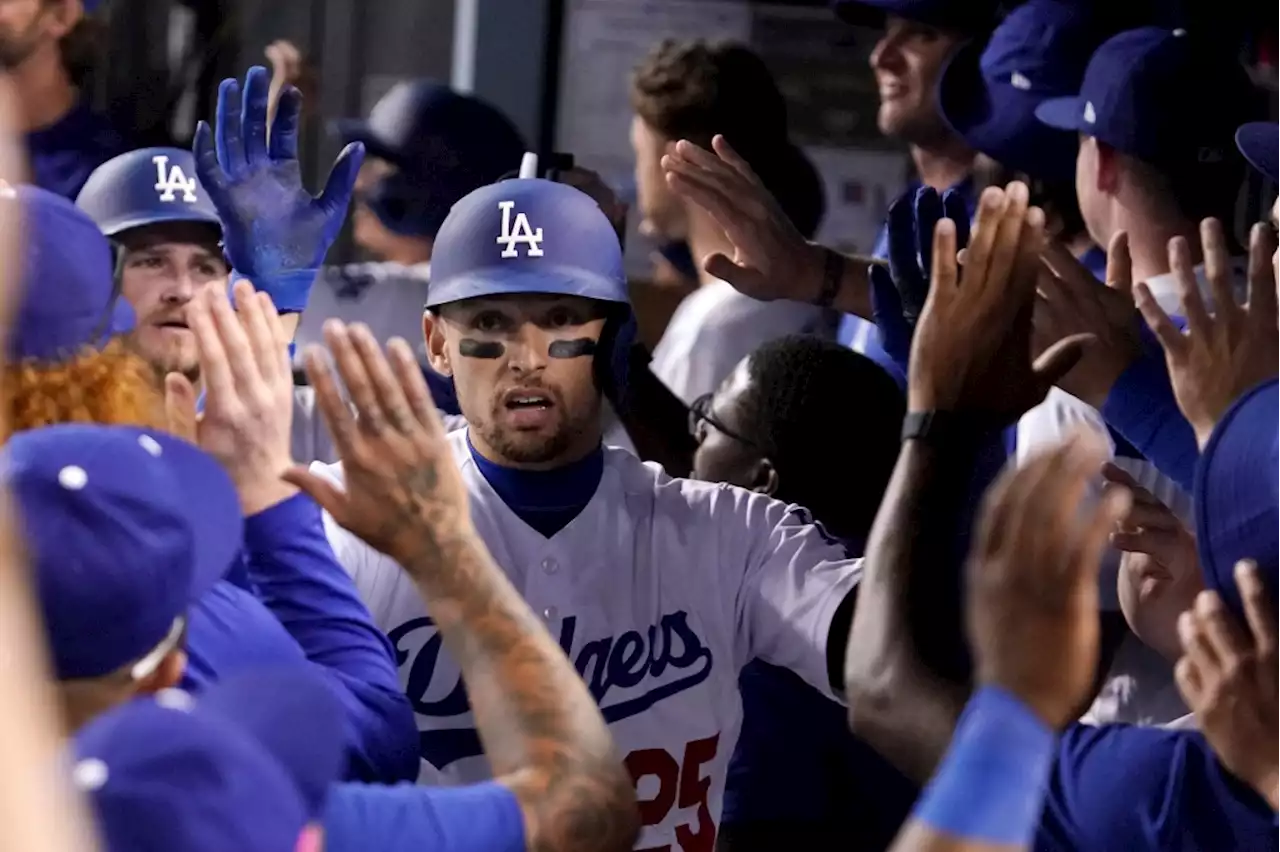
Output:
[1176,562,1278,810]
[193,65,363,312]
[967,433,1131,728]
[283,322,471,566]
[166,279,296,514]
[908,182,1090,421]
[1134,219,1279,448]
[661,135,826,303]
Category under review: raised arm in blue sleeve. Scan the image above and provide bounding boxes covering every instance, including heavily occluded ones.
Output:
[243,492,419,783]
[1100,331,1199,492]
[324,781,525,852]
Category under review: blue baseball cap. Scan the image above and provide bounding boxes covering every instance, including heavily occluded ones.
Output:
[426,178,628,309]
[9,184,134,362]
[77,147,223,238]
[1035,28,1256,176]
[1236,122,1278,184]
[1193,379,1278,620]
[831,0,1000,34]
[939,0,1124,180]
[72,669,346,852]
[5,424,242,681]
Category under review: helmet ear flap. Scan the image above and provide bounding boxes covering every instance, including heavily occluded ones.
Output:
[594,306,637,409]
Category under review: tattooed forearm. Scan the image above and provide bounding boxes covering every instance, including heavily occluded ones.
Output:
[400,524,640,852]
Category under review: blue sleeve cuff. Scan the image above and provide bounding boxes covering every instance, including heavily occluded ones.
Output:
[1101,348,1199,491]
[230,268,317,313]
[243,491,321,552]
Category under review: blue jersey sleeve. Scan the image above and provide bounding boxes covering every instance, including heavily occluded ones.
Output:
[1037,723,1275,852]
[324,781,525,852]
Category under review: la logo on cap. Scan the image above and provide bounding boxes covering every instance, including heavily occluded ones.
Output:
[496,200,544,258]
[153,155,198,204]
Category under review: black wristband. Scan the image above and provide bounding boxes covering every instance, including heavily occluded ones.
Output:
[814,247,844,308]
[902,410,997,446]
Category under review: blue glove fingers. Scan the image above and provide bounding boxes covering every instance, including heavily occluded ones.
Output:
[215,77,247,178]
[269,85,302,163]
[885,191,920,290]
[870,262,912,365]
[316,142,366,219]
[241,65,271,166]
[914,186,943,279]
[942,188,971,251]
[192,121,231,206]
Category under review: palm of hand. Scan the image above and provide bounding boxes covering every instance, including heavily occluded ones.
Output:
[224,161,328,274]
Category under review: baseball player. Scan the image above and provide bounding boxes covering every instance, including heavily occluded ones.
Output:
[303,176,862,849]
[288,72,525,382]
[76,145,338,463]
[7,184,419,784]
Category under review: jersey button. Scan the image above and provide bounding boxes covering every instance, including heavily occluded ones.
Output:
[541,558,558,575]
[543,606,559,621]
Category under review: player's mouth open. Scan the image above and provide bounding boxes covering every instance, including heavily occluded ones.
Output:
[502,390,555,428]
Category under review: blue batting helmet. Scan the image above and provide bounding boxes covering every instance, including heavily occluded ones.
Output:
[76,147,221,239]
[427,177,634,401]
[334,81,526,239]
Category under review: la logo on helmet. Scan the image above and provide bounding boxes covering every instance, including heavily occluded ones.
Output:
[153,155,198,204]
[496,200,544,258]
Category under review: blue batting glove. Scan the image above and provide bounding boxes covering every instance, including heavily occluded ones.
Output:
[193,65,364,312]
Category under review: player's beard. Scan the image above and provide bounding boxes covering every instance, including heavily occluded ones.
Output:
[478,400,598,467]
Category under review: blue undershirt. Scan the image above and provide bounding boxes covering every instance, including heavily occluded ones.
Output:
[467,437,603,537]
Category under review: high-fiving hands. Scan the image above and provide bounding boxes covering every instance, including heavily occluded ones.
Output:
[284,324,472,567]
[167,280,297,515]
[1134,219,1278,448]
[907,181,1090,421]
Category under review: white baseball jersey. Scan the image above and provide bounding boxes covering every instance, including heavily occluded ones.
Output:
[294,262,434,368]
[650,280,835,405]
[311,429,860,849]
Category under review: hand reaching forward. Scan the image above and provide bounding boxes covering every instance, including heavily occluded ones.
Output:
[1176,562,1278,810]
[193,65,363,311]
[661,135,826,303]
[167,280,296,515]
[908,182,1090,421]
[1033,231,1143,407]
[967,433,1131,728]
[1134,219,1279,448]
[283,322,471,566]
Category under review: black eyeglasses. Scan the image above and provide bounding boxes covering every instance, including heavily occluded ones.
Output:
[688,393,761,450]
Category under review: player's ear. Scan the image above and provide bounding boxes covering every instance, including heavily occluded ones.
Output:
[1091,138,1120,195]
[137,649,187,696]
[750,459,779,497]
[424,311,452,376]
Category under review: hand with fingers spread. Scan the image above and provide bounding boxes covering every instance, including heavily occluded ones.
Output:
[908,182,1091,422]
[661,134,828,303]
[1033,231,1143,407]
[1103,463,1203,662]
[1175,562,1278,810]
[283,322,470,566]
[167,279,297,514]
[1134,219,1279,448]
[967,434,1132,728]
[193,66,364,312]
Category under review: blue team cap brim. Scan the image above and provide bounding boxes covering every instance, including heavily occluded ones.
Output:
[1034,96,1087,132]
[104,210,223,240]
[939,44,1079,182]
[138,431,244,604]
[13,295,137,362]
[425,266,631,310]
[1236,122,1279,184]
[1194,379,1279,620]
